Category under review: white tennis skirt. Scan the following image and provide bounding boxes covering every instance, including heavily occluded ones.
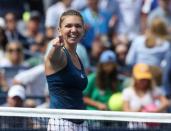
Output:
[48,118,88,131]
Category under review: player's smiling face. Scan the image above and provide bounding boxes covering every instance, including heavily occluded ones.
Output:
[59,15,84,45]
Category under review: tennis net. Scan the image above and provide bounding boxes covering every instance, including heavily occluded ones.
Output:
[0,107,171,131]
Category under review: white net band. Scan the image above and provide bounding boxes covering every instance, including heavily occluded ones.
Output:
[0,107,171,123]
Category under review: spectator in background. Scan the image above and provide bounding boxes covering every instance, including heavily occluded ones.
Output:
[83,50,123,110]
[0,41,29,87]
[13,64,46,102]
[123,63,169,113]
[114,0,144,41]
[115,44,128,67]
[114,43,131,78]
[126,18,170,86]
[45,0,73,38]
[81,0,109,51]
[90,36,110,70]
[0,27,7,61]
[148,0,171,33]
[26,36,51,67]
[0,41,28,68]
[111,34,131,77]
[4,12,26,45]
[0,84,32,129]
[126,17,170,66]
[24,11,43,49]
[6,84,25,107]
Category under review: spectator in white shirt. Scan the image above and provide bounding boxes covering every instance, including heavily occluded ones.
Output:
[13,64,46,98]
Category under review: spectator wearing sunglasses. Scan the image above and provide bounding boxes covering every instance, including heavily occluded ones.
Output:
[0,41,29,87]
[0,41,27,67]
[4,12,26,46]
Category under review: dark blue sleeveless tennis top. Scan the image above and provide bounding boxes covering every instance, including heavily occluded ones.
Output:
[46,47,88,110]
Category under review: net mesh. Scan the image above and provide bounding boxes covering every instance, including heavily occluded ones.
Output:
[0,107,171,131]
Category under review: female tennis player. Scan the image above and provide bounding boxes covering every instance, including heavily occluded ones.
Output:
[44,10,88,131]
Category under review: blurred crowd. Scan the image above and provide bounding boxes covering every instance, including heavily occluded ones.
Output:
[0,0,171,115]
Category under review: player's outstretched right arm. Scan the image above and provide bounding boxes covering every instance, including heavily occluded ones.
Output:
[44,37,66,75]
